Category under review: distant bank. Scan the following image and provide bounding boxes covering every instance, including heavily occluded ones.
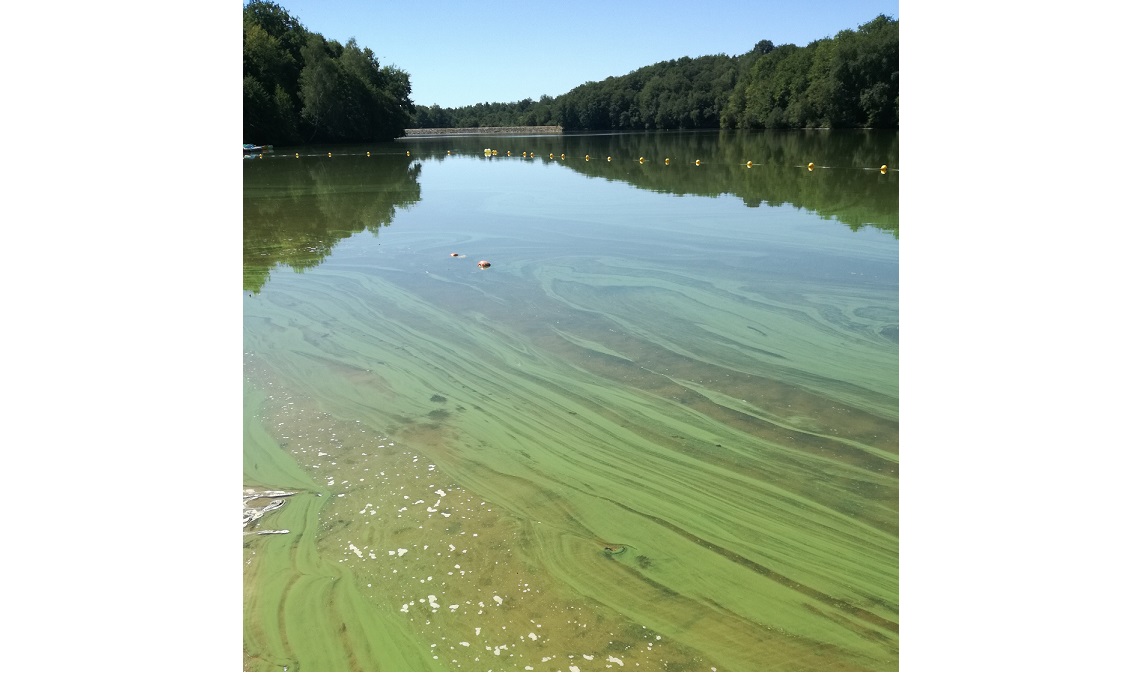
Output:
[403,126,563,136]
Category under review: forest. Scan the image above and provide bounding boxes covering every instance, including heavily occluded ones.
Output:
[244,1,897,144]
[243,1,414,144]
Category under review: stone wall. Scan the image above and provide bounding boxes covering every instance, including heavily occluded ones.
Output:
[402,126,563,136]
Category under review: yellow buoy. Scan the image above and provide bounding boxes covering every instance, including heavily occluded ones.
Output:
[549,153,554,159]
[607,156,612,162]
[258,153,262,159]
[328,152,332,158]
[447,150,451,155]
[366,151,371,157]
[639,157,645,164]
[746,160,753,168]
[406,151,410,157]
[508,151,512,156]
[665,158,670,165]
[560,153,565,160]
[585,155,590,161]
[807,162,814,171]
[695,159,701,166]
[295,153,299,158]
[530,152,534,158]
[880,164,888,174]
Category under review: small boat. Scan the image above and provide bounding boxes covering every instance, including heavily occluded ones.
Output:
[243,143,273,155]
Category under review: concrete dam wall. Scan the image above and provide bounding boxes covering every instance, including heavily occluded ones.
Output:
[403,126,563,136]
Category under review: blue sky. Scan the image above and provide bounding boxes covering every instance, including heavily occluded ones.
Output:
[258,0,899,109]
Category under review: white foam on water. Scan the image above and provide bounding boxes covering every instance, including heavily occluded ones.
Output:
[607,656,623,666]
[493,595,503,605]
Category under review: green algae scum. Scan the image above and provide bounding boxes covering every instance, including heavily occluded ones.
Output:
[243,130,899,671]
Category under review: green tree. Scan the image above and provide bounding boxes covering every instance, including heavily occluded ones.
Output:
[244,1,412,144]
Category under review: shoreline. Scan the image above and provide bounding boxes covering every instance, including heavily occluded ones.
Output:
[403,125,563,136]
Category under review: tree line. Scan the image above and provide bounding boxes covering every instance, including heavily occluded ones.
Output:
[244,0,413,144]
[415,15,897,131]
[244,1,896,144]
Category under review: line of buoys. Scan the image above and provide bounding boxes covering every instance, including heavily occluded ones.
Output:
[321,151,896,175]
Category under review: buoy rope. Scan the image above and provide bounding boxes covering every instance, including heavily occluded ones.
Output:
[248,151,895,172]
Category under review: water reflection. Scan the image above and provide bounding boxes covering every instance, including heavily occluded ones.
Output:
[243,131,898,671]
[243,154,423,292]
[403,130,898,234]
[243,131,897,294]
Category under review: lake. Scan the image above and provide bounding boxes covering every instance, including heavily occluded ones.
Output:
[243,129,899,671]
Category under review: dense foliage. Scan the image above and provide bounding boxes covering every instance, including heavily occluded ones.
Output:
[244,1,896,142]
[413,15,897,131]
[244,1,413,144]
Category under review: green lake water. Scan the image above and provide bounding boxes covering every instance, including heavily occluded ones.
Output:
[243,129,899,671]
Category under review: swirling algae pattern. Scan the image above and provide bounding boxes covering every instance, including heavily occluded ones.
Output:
[243,150,897,671]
